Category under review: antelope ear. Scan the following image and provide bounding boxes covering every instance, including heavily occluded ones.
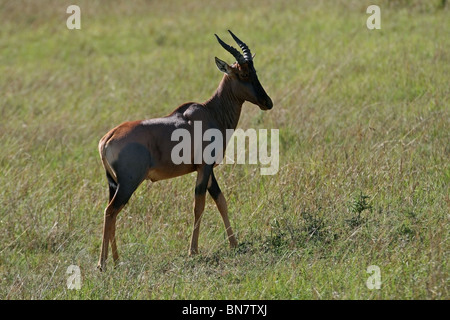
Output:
[215,57,231,74]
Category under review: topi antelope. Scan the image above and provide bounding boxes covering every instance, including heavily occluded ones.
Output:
[97,30,273,271]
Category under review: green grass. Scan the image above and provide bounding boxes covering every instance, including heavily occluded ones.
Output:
[0,0,448,299]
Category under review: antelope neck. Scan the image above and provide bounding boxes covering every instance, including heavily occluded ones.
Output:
[203,75,243,132]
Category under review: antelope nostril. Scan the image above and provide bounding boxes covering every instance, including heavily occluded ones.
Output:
[259,97,273,110]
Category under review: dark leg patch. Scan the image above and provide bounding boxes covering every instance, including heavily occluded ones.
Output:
[195,165,213,196]
[106,172,118,202]
[207,171,221,200]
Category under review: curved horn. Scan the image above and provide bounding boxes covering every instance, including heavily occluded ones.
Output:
[215,33,246,65]
[228,30,252,62]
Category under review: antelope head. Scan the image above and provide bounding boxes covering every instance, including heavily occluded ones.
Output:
[214,30,273,111]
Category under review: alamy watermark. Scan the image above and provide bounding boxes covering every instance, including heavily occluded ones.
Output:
[366,5,381,30]
[67,4,380,31]
[66,5,81,30]
[170,121,279,175]
[366,265,381,290]
[66,265,81,290]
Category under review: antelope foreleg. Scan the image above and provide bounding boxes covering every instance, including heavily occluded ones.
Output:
[189,166,212,255]
[207,171,238,248]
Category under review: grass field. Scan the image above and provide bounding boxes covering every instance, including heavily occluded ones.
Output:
[0,0,448,299]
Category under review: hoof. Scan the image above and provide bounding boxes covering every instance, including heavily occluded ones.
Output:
[229,238,238,249]
[189,248,199,256]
